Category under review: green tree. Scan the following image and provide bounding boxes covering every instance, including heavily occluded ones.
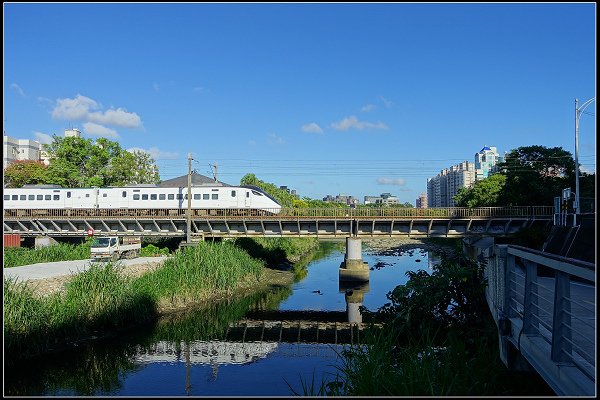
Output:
[42,135,160,188]
[497,145,575,206]
[453,174,506,207]
[3,160,50,188]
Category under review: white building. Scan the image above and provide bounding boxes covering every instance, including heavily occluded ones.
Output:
[427,161,475,207]
[475,146,502,181]
[64,128,82,138]
[364,193,399,205]
[3,136,43,169]
[416,192,427,208]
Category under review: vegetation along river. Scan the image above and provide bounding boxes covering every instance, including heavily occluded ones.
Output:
[4,238,554,396]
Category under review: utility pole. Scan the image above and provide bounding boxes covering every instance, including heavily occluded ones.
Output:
[210,162,218,182]
[574,97,596,226]
[187,153,192,244]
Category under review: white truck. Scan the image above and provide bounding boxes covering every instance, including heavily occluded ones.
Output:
[90,236,141,261]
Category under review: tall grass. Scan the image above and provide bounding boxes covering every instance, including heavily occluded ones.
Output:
[4,241,92,268]
[4,241,266,364]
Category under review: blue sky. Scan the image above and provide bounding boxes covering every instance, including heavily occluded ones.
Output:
[3,3,596,204]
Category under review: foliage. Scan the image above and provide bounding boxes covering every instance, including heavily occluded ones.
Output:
[140,244,170,257]
[497,145,575,206]
[41,135,159,188]
[374,253,488,339]
[3,241,93,268]
[3,160,50,188]
[453,174,506,207]
[4,240,265,364]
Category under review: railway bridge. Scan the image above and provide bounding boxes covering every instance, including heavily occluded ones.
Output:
[3,206,554,239]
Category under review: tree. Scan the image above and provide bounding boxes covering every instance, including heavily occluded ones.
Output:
[3,160,50,188]
[453,174,506,208]
[497,145,575,206]
[42,135,160,188]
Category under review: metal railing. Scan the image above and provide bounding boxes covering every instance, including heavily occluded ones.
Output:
[487,244,595,393]
[3,206,555,219]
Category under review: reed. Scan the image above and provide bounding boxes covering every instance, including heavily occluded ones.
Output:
[4,241,266,364]
[3,241,92,268]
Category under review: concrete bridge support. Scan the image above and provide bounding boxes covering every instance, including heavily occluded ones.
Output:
[34,236,58,249]
[340,281,370,324]
[339,237,369,282]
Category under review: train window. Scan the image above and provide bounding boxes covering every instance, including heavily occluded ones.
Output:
[251,190,263,196]
[133,189,140,192]
[67,192,71,198]
[203,194,209,200]
[212,194,218,200]
[85,194,90,198]
[231,191,236,197]
[37,195,43,200]
[28,195,35,200]
[133,194,140,200]
[122,191,127,198]
[53,195,60,201]
[194,194,201,200]
[20,195,26,200]
[4,195,10,201]
[159,194,166,200]
[168,194,174,200]
[184,194,188,200]
[12,195,18,200]
[212,189,218,192]
[142,194,148,200]
[45,195,51,200]
[103,193,108,197]
[176,194,183,200]
[151,194,157,200]
[246,192,250,198]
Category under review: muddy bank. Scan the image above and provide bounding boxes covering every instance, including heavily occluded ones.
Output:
[363,237,461,258]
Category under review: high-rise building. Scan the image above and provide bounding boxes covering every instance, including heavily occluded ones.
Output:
[427,161,475,207]
[416,192,428,208]
[475,146,502,181]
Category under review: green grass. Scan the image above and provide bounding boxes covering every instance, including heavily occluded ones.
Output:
[4,241,266,364]
[3,241,93,268]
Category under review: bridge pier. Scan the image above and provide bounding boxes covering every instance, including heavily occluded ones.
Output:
[34,236,58,249]
[340,281,370,324]
[339,237,369,282]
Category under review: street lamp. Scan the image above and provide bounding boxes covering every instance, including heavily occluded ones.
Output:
[574,97,595,225]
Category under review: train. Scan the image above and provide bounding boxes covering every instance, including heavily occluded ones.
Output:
[3,184,282,216]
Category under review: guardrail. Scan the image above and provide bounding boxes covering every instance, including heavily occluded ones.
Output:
[486,244,595,396]
[4,206,555,219]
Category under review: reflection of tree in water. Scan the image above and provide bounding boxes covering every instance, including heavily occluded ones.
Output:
[5,285,294,396]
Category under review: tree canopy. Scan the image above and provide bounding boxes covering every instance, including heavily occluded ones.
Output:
[453,174,506,207]
[3,160,50,188]
[3,135,160,188]
[497,145,575,206]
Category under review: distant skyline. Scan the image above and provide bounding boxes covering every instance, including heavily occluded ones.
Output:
[3,3,596,203]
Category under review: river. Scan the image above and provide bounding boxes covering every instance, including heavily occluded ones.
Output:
[3,240,552,396]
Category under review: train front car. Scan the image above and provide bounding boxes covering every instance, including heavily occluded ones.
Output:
[241,185,282,215]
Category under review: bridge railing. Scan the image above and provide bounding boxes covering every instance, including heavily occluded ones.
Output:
[486,244,595,393]
[3,206,555,219]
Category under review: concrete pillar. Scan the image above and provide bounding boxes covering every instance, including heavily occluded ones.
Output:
[35,236,58,249]
[339,237,369,282]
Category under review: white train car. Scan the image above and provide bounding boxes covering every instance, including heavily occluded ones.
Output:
[3,185,282,214]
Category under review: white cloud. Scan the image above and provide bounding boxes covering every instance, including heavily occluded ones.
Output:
[153,82,160,92]
[51,94,143,129]
[10,83,26,97]
[128,147,179,160]
[33,131,53,144]
[248,139,256,146]
[301,123,323,134]
[267,133,285,145]
[82,122,119,138]
[192,86,204,92]
[380,96,393,108]
[331,116,388,131]
[377,177,406,186]
[88,108,142,128]
[361,104,376,112]
[580,165,595,174]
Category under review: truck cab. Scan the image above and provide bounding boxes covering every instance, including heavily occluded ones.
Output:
[90,236,141,261]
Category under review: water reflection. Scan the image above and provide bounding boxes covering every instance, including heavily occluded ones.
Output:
[5,243,440,396]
